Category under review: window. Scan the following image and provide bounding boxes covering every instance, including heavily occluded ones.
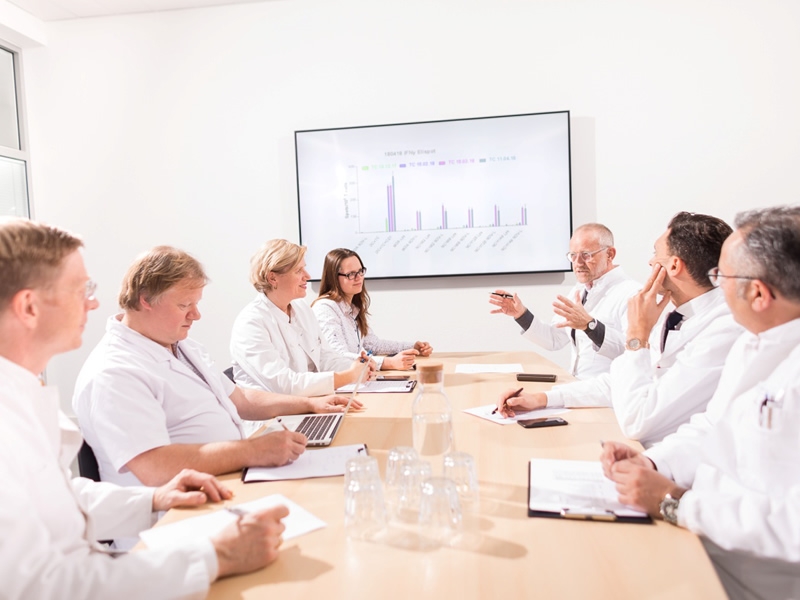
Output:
[0,43,29,218]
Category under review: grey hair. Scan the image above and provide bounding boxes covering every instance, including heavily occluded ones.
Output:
[574,223,614,247]
[733,205,800,302]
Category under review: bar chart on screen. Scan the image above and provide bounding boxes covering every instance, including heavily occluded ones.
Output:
[296,111,573,279]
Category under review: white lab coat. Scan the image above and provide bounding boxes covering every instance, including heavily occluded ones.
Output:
[231,294,353,396]
[521,267,640,379]
[546,288,743,446]
[646,318,800,600]
[312,298,413,369]
[73,315,242,487]
[0,356,217,600]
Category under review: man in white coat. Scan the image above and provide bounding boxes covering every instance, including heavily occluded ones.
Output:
[490,223,640,379]
[601,206,800,600]
[498,212,743,446]
[0,218,287,600]
[74,246,362,489]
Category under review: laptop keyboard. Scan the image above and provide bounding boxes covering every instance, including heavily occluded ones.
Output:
[295,414,337,442]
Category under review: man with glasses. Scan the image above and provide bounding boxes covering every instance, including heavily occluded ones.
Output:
[497,212,742,447]
[0,219,288,599]
[601,205,800,599]
[490,223,640,379]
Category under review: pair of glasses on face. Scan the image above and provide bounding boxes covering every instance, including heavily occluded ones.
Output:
[338,267,367,281]
[707,267,776,298]
[566,247,608,263]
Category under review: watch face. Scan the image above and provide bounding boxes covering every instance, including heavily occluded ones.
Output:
[660,495,680,525]
[626,338,642,350]
[587,319,597,331]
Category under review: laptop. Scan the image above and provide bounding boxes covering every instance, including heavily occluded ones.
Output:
[276,362,369,447]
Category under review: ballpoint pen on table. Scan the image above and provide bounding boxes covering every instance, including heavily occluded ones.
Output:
[492,387,524,414]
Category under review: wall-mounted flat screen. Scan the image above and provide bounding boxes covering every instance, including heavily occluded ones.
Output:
[295,110,572,280]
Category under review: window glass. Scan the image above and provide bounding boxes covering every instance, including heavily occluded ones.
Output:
[0,47,19,150]
[0,155,28,216]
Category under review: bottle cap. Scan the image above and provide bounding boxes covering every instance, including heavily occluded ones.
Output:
[418,362,443,384]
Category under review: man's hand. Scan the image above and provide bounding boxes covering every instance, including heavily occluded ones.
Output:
[308,394,363,413]
[494,389,547,417]
[382,348,419,370]
[599,441,654,478]
[553,291,593,330]
[212,505,288,578]
[414,341,433,357]
[608,460,686,516]
[152,469,233,512]
[249,430,306,466]
[626,264,672,341]
[489,290,527,319]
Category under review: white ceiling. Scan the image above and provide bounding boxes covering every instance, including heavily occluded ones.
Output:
[7,0,269,21]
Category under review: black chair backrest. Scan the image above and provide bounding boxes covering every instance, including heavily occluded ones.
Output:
[223,366,235,382]
[77,441,101,482]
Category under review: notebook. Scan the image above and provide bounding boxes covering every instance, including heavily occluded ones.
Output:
[276,362,369,447]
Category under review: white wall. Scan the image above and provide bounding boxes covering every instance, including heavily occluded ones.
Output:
[18,0,800,407]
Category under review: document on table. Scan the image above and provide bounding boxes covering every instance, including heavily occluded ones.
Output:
[528,459,651,523]
[243,444,367,483]
[463,404,568,425]
[454,363,523,374]
[139,494,326,550]
[336,380,417,393]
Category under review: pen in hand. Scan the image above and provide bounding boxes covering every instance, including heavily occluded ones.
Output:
[276,418,290,432]
[492,387,524,415]
[491,292,514,299]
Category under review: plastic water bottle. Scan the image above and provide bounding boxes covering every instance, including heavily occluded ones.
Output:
[412,363,454,476]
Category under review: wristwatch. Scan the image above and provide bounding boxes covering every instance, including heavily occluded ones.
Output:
[659,493,680,526]
[585,318,598,332]
[625,338,650,351]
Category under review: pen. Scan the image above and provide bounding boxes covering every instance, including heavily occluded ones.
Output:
[276,418,290,432]
[492,387,524,414]
[491,292,514,299]
[226,505,248,519]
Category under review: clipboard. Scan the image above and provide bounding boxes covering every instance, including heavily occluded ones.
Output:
[527,458,652,524]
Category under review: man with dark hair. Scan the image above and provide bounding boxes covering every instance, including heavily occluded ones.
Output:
[0,219,288,599]
[497,212,743,446]
[602,206,800,599]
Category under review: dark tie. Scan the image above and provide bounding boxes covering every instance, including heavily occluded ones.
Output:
[660,310,684,352]
[571,289,589,344]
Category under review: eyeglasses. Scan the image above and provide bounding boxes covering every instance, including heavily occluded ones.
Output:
[708,267,776,298]
[85,279,97,301]
[338,267,367,281]
[566,247,609,263]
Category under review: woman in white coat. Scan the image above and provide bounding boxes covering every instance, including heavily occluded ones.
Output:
[311,248,432,370]
[230,240,374,396]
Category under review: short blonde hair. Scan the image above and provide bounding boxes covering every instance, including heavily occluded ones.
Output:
[250,239,307,293]
[119,246,208,310]
[0,218,83,310]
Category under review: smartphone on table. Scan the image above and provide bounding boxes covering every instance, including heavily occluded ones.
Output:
[517,417,568,429]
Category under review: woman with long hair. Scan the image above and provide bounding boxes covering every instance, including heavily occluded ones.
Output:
[312,248,432,371]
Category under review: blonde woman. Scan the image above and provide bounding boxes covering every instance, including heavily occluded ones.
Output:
[230,239,375,396]
[312,248,432,371]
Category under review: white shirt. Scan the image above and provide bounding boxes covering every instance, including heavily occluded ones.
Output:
[231,295,353,396]
[646,319,800,599]
[73,315,242,487]
[0,355,217,600]
[521,267,640,379]
[546,288,743,446]
[312,298,413,369]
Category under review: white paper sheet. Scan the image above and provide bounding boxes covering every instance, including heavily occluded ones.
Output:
[336,380,416,393]
[454,363,524,374]
[463,404,569,425]
[139,494,326,550]
[528,459,648,518]
[243,444,367,482]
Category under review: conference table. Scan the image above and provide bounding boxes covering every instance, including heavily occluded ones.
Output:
[154,352,726,599]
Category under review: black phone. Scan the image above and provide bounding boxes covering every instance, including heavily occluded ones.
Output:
[376,375,411,381]
[517,417,568,429]
[516,373,557,383]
